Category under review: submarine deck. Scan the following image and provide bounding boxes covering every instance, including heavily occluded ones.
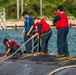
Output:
[0,53,76,75]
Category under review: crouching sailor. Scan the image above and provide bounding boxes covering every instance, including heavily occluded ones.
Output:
[27,17,52,55]
[3,38,22,58]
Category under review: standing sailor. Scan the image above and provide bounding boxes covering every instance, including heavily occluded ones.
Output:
[21,11,34,54]
[53,6,69,57]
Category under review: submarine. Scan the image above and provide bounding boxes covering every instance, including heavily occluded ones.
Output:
[0,53,76,75]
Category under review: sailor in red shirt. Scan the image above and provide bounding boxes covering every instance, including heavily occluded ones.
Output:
[53,6,69,57]
[27,17,52,55]
[3,38,22,58]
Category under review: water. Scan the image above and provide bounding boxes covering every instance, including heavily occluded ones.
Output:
[0,28,76,56]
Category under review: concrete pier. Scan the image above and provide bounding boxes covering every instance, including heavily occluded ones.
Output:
[4,19,76,30]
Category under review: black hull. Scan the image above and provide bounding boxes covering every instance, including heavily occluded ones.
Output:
[0,53,76,75]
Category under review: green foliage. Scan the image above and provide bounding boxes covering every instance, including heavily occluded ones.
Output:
[0,0,9,6]
[5,3,17,19]
[63,0,76,17]
[0,0,76,19]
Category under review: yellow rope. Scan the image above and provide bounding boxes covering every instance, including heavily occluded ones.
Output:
[58,56,75,65]
[55,56,74,61]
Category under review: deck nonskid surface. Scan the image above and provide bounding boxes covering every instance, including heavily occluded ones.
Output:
[0,53,76,75]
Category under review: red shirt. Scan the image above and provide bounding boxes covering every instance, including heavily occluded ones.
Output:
[56,12,69,29]
[5,40,20,49]
[34,19,50,35]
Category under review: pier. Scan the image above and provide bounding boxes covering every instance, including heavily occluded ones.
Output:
[4,20,76,30]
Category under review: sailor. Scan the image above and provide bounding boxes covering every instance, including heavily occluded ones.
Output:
[3,38,22,58]
[27,17,52,55]
[53,6,69,57]
[21,11,34,54]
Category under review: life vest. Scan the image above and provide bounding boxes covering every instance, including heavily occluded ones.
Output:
[24,16,32,33]
[5,40,20,49]
[34,19,50,35]
[56,12,69,29]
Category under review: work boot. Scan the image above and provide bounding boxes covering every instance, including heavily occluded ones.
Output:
[44,52,50,55]
[25,53,33,57]
[33,52,40,56]
[37,52,46,56]
[56,55,65,58]
[23,51,27,53]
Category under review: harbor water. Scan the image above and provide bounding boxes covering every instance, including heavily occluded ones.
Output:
[0,28,76,56]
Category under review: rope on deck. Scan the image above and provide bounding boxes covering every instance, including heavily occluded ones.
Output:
[18,43,38,61]
[0,30,52,62]
[48,65,76,75]
[58,56,74,65]
[0,36,39,62]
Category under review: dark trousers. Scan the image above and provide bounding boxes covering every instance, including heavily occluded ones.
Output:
[10,46,22,54]
[40,29,52,52]
[57,27,69,55]
[24,33,32,53]
[33,37,37,52]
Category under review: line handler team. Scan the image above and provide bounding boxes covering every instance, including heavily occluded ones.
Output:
[3,5,70,58]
